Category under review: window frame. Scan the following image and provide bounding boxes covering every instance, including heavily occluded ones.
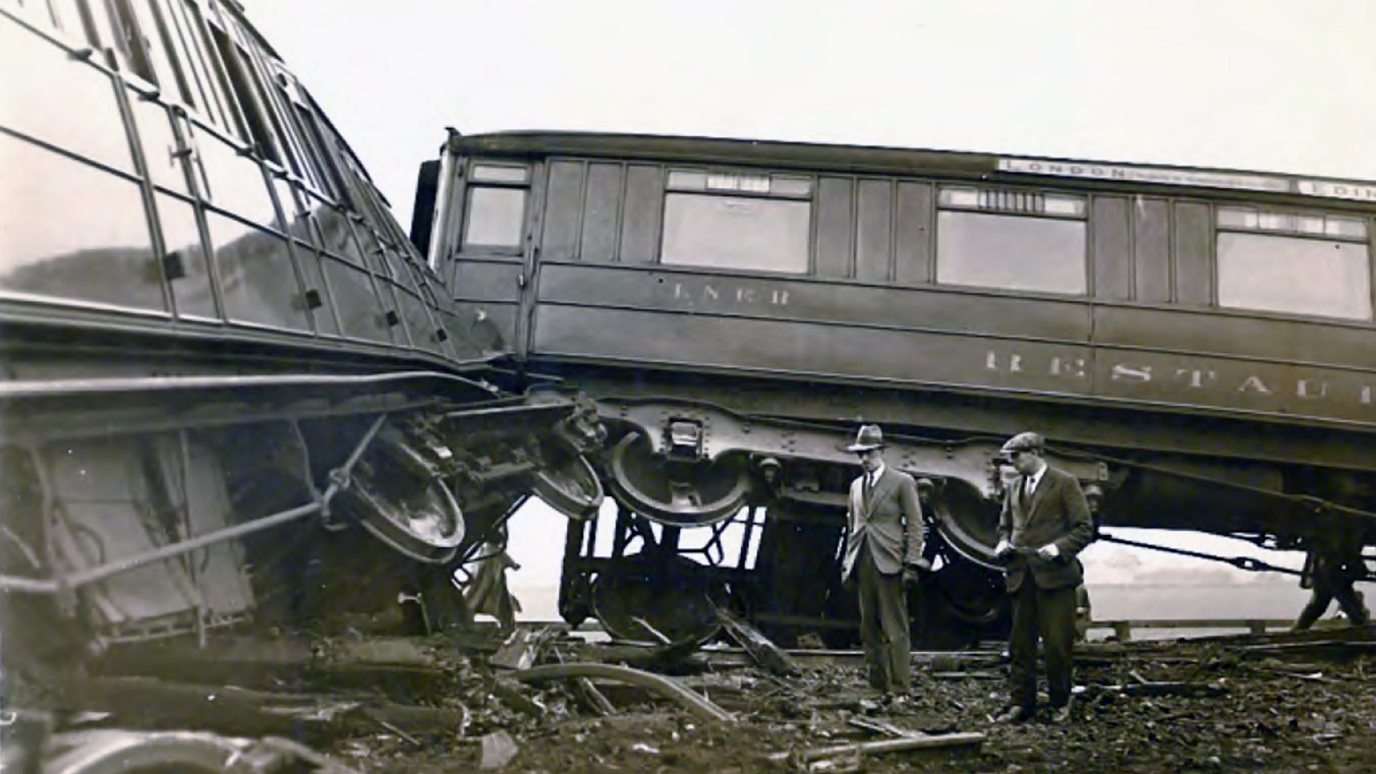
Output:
[459,163,531,256]
[933,184,1090,296]
[1214,204,1374,321]
[656,165,816,275]
[659,190,814,275]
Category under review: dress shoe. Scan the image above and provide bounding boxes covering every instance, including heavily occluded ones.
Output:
[883,694,912,710]
[994,705,1033,724]
[1049,704,1073,724]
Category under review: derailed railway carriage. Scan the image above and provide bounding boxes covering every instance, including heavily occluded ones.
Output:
[416,129,1376,646]
[1,1,604,766]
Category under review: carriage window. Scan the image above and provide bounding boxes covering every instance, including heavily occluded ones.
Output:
[1,15,134,172]
[163,0,230,128]
[463,187,526,249]
[660,168,812,273]
[117,0,192,103]
[206,24,281,163]
[272,67,342,198]
[661,194,810,273]
[1216,207,1370,319]
[936,187,1087,294]
[108,0,163,87]
[461,163,529,251]
[667,169,813,198]
[472,164,529,184]
[0,133,165,313]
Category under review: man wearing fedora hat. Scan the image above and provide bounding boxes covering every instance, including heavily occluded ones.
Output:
[840,424,930,699]
[993,431,1095,724]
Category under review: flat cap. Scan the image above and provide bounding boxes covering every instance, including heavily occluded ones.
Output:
[1000,431,1045,455]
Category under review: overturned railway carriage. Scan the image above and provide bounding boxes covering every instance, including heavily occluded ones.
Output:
[0,2,603,766]
[416,130,1376,646]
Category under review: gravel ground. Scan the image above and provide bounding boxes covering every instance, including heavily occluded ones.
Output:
[321,630,1376,774]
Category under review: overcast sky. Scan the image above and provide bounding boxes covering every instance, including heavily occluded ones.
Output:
[251,0,1376,231]
[245,1,1369,595]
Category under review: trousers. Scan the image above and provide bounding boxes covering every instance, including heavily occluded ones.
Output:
[1295,583,1369,630]
[855,541,911,693]
[1008,577,1077,709]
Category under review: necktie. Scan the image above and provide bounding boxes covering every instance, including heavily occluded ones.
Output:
[1023,475,1034,501]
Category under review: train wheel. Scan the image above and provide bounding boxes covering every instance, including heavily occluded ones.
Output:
[929,481,1003,569]
[607,432,750,527]
[332,425,465,564]
[531,438,604,520]
[932,555,1009,628]
[590,553,724,643]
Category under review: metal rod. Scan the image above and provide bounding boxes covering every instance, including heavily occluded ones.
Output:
[323,412,390,501]
[1098,532,1302,576]
[67,501,324,589]
[0,370,498,400]
[0,413,391,594]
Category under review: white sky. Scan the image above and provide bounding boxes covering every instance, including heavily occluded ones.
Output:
[247,1,1366,600]
[251,0,1376,231]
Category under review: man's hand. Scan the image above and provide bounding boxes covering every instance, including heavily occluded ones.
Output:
[903,558,932,586]
[1037,543,1061,561]
[995,540,1013,559]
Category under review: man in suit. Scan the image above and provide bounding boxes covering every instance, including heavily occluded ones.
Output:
[993,432,1095,724]
[840,424,930,699]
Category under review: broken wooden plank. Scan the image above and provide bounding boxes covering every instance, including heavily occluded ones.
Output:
[846,717,914,738]
[490,629,539,670]
[571,676,617,716]
[1241,640,1376,658]
[766,731,985,763]
[1242,666,1336,684]
[1079,681,1228,699]
[715,606,802,677]
[515,662,734,723]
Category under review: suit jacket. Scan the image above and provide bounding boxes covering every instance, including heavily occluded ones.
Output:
[841,467,926,581]
[998,466,1094,592]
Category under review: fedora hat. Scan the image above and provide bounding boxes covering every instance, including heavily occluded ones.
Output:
[846,424,885,452]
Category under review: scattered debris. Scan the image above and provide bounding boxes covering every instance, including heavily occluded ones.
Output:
[490,677,546,720]
[36,623,1376,774]
[359,710,423,748]
[479,730,519,769]
[490,628,545,671]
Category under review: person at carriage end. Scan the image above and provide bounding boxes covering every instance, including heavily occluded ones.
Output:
[993,431,1095,725]
[1291,529,1370,632]
[840,424,930,702]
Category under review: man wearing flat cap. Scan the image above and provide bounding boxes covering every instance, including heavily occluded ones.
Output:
[840,424,930,699]
[993,431,1095,724]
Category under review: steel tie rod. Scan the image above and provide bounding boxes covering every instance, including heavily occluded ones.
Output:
[1097,531,1302,576]
[0,414,390,594]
